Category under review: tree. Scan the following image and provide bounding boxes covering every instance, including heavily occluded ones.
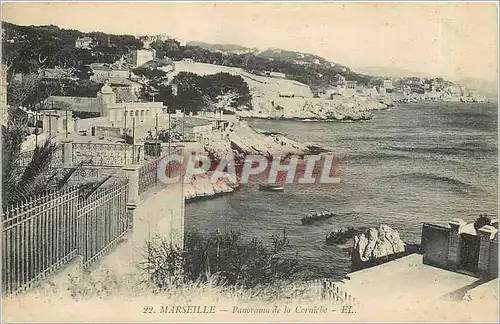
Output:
[7,73,43,108]
[171,72,205,113]
[64,79,101,97]
[151,39,182,60]
[203,91,240,113]
[157,85,176,111]
[1,108,58,206]
[1,108,111,207]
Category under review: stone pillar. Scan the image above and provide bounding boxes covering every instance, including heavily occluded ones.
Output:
[62,139,74,167]
[123,164,140,206]
[73,117,80,133]
[57,116,63,133]
[478,225,498,277]
[447,218,465,269]
[41,114,49,134]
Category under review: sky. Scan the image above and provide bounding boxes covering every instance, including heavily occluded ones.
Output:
[2,2,498,82]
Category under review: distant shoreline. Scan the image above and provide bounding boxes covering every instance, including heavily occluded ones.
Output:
[240,115,373,122]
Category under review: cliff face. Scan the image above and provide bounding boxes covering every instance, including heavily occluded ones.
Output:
[352,225,405,264]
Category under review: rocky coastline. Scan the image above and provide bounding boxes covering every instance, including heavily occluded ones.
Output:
[326,225,422,271]
[181,120,323,202]
[237,95,393,122]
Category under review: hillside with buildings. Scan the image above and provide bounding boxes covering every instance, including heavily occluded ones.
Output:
[2,20,490,127]
[163,61,388,120]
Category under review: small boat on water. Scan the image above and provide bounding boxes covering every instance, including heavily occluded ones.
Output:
[259,184,285,192]
[301,211,335,225]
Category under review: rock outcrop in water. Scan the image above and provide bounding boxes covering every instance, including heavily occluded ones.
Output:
[325,226,368,245]
[351,225,405,263]
[184,172,240,202]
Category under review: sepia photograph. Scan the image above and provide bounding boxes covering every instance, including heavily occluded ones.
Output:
[0,1,498,322]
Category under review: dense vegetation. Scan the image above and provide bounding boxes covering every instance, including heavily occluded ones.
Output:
[144,229,301,289]
[2,21,459,112]
[150,38,374,90]
[2,22,142,77]
[134,67,252,114]
[0,20,371,88]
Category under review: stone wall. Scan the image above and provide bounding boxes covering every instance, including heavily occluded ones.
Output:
[95,125,123,138]
[421,223,450,268]
[73,142,144,166]
[422,219,498,278]
[489,239,498,276]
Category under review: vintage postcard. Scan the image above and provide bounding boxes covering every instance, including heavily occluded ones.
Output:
[0,1,498,322]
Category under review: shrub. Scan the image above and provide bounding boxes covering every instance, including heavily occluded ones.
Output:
[142,229,301,291]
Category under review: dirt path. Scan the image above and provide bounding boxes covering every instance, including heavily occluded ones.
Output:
[89,183,184,281]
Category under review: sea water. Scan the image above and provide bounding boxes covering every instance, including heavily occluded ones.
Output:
[185,102,498,279]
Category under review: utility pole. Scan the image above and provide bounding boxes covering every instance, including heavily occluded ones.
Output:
[180,107,185,251]
[132,116,136,163]
[182,106,185,142]
[65,105,68,139]
[49,100,53,138]
[216,228,220,272]
[35,102,39,147]
[155,112,159,157]
[124,107,127,165]
[168,112,171,177]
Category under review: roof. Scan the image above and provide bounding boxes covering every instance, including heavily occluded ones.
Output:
[89,63,112,71]
[44,96,101,113]
[182,117,214,127]
[108,77,142,87]
[92,66,112,71]
[342,254,478,306]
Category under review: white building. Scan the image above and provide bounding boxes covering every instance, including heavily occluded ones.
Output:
[75,37,93,50]
[44,82,166,128]
[38,109,74,136]
[175,116,216,143]
[98,82,164,126]
[89,63,130,83]
[383,79,394,90]
[269,72,286,79]
[127,49,156,68]
[346,81,357,89]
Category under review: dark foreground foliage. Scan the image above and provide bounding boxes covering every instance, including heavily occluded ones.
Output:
[143,229,301,290]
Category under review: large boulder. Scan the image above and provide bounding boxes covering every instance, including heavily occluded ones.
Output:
[352,225,405,263]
